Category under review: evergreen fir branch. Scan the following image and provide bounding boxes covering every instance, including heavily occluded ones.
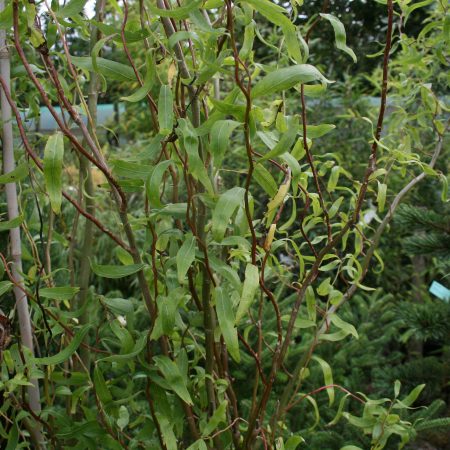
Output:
[396,204,450,234]
[415,417,450,431]
[403,233,450,256]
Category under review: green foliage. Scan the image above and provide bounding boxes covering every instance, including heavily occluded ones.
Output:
[0,0,448,449]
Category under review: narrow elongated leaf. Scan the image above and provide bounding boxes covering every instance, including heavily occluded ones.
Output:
[57,0,88,17]
[157,203,188,218]
[260,122,298,161]
[94,366,113,404]
[306,286,316,322]
[0,3,13,30]
[202,400,227,437]
[329,394,350,426]
[102,297,134,315]
[210,120,241,168]
[281,153,301,180]
[146,160,172,208]
[317,278,332,296]
[121,52,155,101]
[99,333,147,362]
[377,182,387,212]
[266,177,291,224]
[330,314,358,339]
[176,234,196,284]
[236,264,259,324]
[160,289,182,335]
[293,318,316,328]
[187,440,208,450]
[215,286,240,362]
[157,414,178,450]
[312,356,334,406]
[71,56,136,81]
[153,355,193,404]
[0,215,23,231]
[168,31,203,53]
[252,65,331,99]
[239,21,255,60]
[0,163,28,184]
[113,160,153,179]
[91,20,149,43]
[304,394,320,430]
[5,422,19,450]
[253,164,278,197]
[177,119,214,193]
[246,0,304,61]
[117,406,129,431]
[246,0,303,62]
[303,124,336,138]
[33,325,91,365]
[328,166,340,192]
[147,0,203,19]
[210,257,242,293]
[320,14,357,63]
[90,261,145,279]
[212,187,245,242]
[328,196,344,219]
[158,85,174,136]
[54,420,101,439]
[397,384,425,408]
[282,23,303,63]
[91,35,117,91]
[121,75,153,102]
[319,330,352,342]
[244,0,289,26]
[210,98,246,120]
[285,436,305,450]
[39,287,80,300]
[0,281,13,297]
[44,132,64,214]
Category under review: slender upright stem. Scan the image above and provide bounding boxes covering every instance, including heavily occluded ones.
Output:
[77,0,104,371]
[0,1,44,445]
[156,0,218,422]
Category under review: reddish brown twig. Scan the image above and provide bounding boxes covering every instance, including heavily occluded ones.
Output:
[286,383,365,412]
[238,332,267,384]
[226,0,258,265]
[353,0,394,220]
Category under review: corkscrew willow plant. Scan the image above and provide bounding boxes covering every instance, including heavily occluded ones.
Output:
[0,0,448,448]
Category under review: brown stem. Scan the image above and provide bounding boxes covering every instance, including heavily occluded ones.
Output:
[155,0,219,428]
[77,0,104,371]
[226,0,258,265]
[353,0,394,220]
[300,84,332,242]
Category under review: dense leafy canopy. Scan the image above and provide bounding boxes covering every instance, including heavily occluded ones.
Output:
[0,0,448,449]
